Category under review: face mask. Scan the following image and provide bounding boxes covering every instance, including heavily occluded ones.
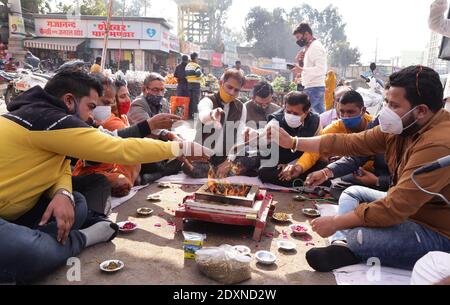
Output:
[341,113,363,130]
[379,106,418,135]
[285,112,303,129]
[146,94,164,107]
[119,100,131,116]
[92,105,112,123]
[297,38,307,48]
[220,86,236,104]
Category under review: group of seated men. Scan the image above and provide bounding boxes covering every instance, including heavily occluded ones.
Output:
[0,65,448,284]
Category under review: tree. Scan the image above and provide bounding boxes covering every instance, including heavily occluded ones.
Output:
[330,41,361,74]
[56,0,107,16]
[112,0,150,17]
[206,0,233,52]
[244,6,296,59]
[1,0,51,14]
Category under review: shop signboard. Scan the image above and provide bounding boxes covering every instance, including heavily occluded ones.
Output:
[35,18,86,38]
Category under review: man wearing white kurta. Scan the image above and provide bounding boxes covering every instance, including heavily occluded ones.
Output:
[429,0,450,111]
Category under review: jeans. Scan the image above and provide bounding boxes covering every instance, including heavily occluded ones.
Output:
[334,186,450,270]
[188,83,201,119]
[331,186,387,242]
[0,192,88,283]
[304,87,325,114]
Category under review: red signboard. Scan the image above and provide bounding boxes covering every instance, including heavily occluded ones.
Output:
[211,53,223,67]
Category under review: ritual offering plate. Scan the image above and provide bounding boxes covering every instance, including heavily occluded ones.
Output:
[117,221,138,233]
[272,212,292,223]
[137,208,154,216]
[255,251,277,265]
[277,240,297,251]
[233,245,251,256]
[290,224,310,236]
[302,208,321,218]
[100,260,124,273]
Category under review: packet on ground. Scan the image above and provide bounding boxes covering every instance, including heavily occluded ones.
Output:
[183,231,206,259]
[195,244,252,285]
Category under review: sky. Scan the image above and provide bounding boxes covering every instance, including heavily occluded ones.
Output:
[149,0,434,64]
[58,0,436,64]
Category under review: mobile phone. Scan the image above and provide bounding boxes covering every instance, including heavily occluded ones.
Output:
[287,64,296,70]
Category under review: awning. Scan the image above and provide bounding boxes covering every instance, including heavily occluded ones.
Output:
[24,38,86,52]
[250,66,277,76]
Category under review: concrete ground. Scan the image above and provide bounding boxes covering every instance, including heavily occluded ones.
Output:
[37,183,336,285]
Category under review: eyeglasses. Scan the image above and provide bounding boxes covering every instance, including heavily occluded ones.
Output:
[146,87,166,94]
[416,65,423,97]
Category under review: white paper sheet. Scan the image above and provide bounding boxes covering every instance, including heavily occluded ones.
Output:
[315,203,413,285]
[111,184,149,210]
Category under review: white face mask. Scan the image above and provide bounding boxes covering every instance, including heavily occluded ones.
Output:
[378,106,418,135]
[93,106,112,123]
[285,112,303,129]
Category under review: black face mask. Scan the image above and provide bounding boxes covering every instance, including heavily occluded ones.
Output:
[297,38,307,48]
[146,94,163,106]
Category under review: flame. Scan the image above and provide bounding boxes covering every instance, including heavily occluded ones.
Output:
[206,163,248,197]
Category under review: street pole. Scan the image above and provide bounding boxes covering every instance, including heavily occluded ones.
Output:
[7,0,26,66]
[374,38,378,65]
[101,0,114,71]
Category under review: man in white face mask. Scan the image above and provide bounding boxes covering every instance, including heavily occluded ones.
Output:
[258,91,324,187]
[271,65,450,273]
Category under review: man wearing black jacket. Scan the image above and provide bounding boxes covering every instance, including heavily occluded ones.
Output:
[174,55,189,97]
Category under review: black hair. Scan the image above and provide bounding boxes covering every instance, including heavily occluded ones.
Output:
[95,56,102,64]
[235,61,241,65]
[182,55,189,62]
[114,79,127,91]
[44,71,103,100]
[253,81,274,99]
[285,91,311,111]
[90,73,115,96]
[191,52,198,61]
[389,65,443,112]
[339,90,365,109]
[293,23,313,35]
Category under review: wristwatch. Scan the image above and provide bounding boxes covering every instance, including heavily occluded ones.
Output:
[57,189,76,208]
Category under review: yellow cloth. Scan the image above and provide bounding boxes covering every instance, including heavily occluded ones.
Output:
[0,117,179,221]
[90,63,102,74]
[324,71,337,111]
[296,113,373,172]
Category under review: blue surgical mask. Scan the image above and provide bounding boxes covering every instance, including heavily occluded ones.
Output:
[342,114,363,130]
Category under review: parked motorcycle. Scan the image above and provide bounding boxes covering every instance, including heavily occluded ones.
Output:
[4,68,50,105]
[355,63,385,116]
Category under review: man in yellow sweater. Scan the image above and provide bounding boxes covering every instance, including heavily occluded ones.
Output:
[0,71,210,283]
[280,90,372,182]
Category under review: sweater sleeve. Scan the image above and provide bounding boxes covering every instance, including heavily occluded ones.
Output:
[128,100,150,125]
[28,127,180,166]
[320,126,388,158]
[429,0,450,36]
[47,159,73,197]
